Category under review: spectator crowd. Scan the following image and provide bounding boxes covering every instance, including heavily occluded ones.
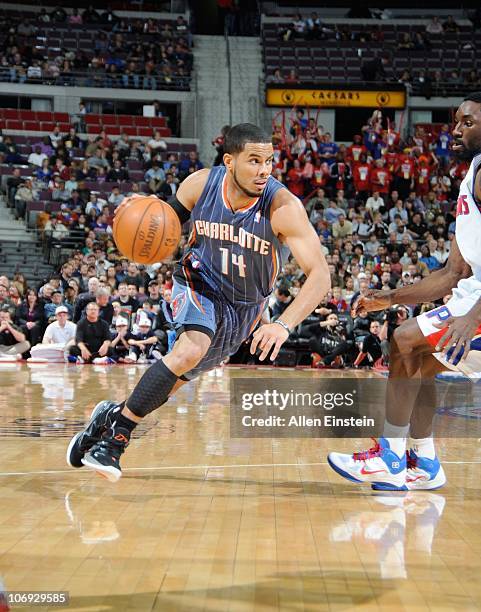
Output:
[0,7,193,90]
[0,116,203,364]
[3,120,203,224]
[0,260,178,364]
[245,108,458,369]
[0,109,461,370]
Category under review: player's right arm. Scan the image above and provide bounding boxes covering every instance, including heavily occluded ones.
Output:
[113,169,210,220]
[353,236,471,315]
[171,168,210,211]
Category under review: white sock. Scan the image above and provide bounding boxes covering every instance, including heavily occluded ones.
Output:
[410,436,436,460]
[382,421,409,458]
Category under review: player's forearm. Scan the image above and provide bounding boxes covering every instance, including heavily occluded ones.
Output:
[389,268,461,304]
[278,267,330,330]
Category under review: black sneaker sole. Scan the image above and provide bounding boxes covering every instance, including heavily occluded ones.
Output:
[66,401,117,468]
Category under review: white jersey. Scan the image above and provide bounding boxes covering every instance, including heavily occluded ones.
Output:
[452,154,481,298]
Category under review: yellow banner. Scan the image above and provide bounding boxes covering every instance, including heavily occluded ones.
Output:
[266,88,406,109]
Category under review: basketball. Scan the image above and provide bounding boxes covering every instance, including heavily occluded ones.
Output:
[112,195,181,265]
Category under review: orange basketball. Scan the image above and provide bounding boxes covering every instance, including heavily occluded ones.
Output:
[112,195,181,264]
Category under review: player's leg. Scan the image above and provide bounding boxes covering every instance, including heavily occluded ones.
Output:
[67,264,218,478]
[405,354,447,490]
[120,329,211,424]
[329,293,481,490]
[327,318,441,490]
[78,262,221,480]
[80,329,212,481]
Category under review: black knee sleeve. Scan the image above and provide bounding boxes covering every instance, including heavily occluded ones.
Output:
[126,360,178,417]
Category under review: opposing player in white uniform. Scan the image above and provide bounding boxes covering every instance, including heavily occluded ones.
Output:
[328,94,481,491]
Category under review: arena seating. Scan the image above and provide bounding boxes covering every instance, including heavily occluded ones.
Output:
[0,8,193,91]
[83,114,170,137]
[0,123,198,228]
[0,109,172,138]
[262,21,477,95]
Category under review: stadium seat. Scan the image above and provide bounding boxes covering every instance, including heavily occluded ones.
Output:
[40,122,55,132]
[151,117,166,128]
[134,117,151,127]
[102,116,117,126]
[86,114,102,125]
[104,128,121,136]
[54,112,69,123]
[6,120,23,130]
[118,116,132,126]
[36,111,54,122]
[24,121,38,131]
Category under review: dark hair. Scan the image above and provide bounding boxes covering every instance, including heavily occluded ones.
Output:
[464,92,481,104]
[224,123,271,155]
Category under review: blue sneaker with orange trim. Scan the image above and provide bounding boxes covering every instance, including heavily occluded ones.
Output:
[328,437,407,490]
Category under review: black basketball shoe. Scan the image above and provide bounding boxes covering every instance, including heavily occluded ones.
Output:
[66,401,120,468]
[81,426,130,482]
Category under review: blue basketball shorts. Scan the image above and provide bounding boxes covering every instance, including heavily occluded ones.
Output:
[168,263,265,380]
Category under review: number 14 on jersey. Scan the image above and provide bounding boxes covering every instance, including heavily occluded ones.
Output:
[219,247,247,278]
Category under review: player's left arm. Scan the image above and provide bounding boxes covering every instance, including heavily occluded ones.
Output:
[250,190,330,362]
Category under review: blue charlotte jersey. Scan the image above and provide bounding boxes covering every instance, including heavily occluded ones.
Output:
[183,166,286,304]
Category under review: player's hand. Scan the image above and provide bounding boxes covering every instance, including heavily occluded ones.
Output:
[81,347,92,361]
[98,345,108,357]
[250,323,289,362]
[433,314,479,363]
[352,290,393,317]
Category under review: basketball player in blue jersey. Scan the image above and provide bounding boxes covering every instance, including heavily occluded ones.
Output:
[67,123,330,482]
[328,93,481,491]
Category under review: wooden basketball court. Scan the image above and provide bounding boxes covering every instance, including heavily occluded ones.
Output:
[0,363,480,611]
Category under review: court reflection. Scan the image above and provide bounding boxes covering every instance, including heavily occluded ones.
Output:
[64,488,120,545]
[330,492,446,580]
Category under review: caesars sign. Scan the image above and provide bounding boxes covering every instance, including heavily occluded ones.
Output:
[266,87,406,109]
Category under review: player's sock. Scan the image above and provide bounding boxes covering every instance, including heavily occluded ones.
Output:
[114,411,138,435]
[409,436,436,459]
[382,421,409,457]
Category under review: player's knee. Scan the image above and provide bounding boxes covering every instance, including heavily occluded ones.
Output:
[169,330,211,373]
[392,321,418,356]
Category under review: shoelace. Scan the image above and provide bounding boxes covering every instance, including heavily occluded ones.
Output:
[352,438,381,461]
[406,451,417,470]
